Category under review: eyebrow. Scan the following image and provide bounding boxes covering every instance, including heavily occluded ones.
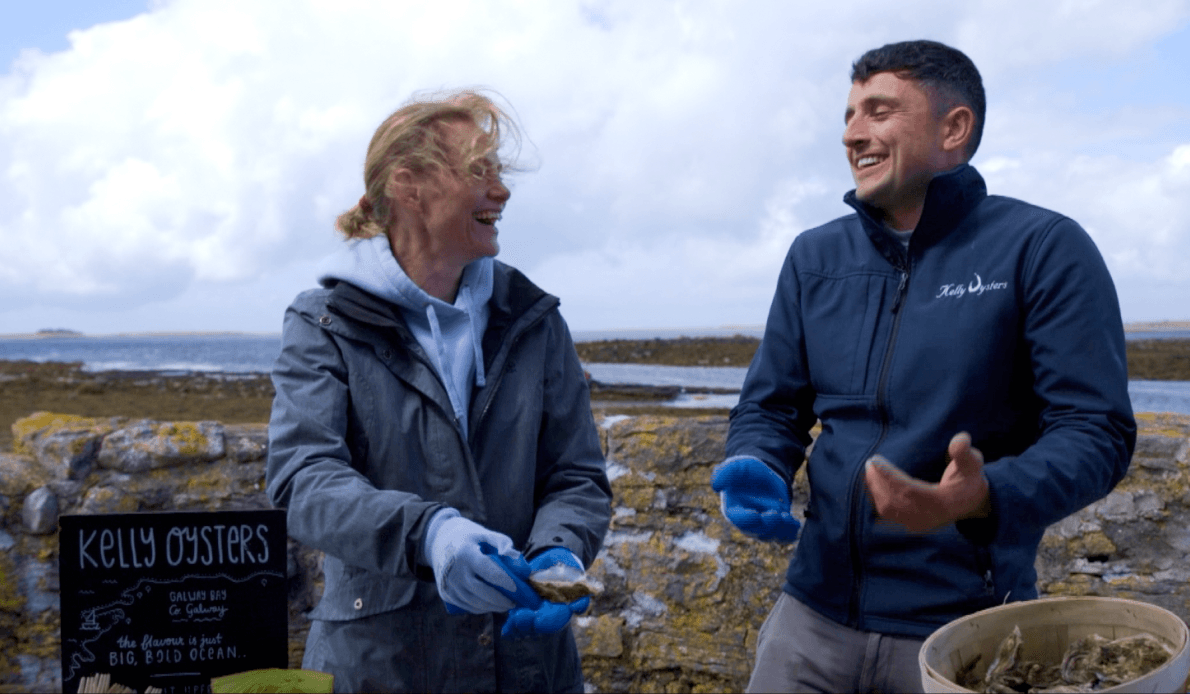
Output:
[844,95,901,123]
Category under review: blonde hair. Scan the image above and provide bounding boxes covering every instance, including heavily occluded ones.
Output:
[336,89,524,239]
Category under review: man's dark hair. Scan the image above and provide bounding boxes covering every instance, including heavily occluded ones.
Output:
[851,40,986,159]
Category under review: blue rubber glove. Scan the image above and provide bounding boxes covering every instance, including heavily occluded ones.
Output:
[501,548,590,639]
[710,457,801,542]
[424,509,540,614]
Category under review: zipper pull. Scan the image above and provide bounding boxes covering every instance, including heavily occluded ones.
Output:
[983,569,995,596]
[891,271,909,313]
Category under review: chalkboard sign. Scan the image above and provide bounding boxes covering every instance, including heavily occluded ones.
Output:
[59,510,288,694]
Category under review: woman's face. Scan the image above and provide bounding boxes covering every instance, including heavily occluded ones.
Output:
[419,119,511,267]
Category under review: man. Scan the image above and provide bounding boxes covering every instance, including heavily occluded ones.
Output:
[713,40,1135,692]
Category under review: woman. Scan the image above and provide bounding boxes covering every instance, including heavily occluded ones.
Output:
[266,90,612,693]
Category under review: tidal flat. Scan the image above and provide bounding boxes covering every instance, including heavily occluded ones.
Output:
[2,338,1188,452]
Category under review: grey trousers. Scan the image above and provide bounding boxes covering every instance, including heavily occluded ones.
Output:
[747,593,926,694]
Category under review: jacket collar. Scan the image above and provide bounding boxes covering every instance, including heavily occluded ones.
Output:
[324,279,407,334]
[480,262,557,373]
[843,164,988,267]
[323,260,558,372]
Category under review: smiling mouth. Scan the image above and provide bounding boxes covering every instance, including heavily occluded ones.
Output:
[856,155,886,169]
[473,210,501,226]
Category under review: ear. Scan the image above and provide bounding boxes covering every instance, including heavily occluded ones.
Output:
[940,105,975,159]
[386,168,420,210]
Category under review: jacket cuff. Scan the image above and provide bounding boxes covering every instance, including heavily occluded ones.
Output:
[418,507,459,570]
[717,454,787,481]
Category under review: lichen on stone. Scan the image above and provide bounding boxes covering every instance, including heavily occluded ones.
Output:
[11,412,119,459]
[0,454,51,503]
[158,422,207,457]
[1,411,1188,693]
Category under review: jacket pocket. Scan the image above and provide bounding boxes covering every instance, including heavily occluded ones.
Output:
[801,272,893,395]
[308,555,417,621]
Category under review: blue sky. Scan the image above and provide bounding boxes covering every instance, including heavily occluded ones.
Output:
[1,0,1189,335]
[1,1,150,68]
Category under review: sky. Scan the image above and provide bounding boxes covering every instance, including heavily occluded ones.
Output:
[1,0,1189,335]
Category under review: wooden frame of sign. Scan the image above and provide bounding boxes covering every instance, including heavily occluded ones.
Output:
[59,509,288,694]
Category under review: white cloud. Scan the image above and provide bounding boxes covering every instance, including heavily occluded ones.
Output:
[980,143,1190,279]
[530,176,833,329]
[1,0,1188,333]
[956,0,1190,70]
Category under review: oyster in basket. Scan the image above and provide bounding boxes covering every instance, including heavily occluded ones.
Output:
[979,625,1034,693]
[1061,633,1174,689]
[528,563,604,603]
[957,626,1174,693]
[984,625,1023,686]
[1059,633,1107,686]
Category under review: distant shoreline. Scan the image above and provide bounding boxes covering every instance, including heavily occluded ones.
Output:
[0,330,283,339]
[3,334,1190,450]
[1123,320,1190,333]
[4,321,1187,340]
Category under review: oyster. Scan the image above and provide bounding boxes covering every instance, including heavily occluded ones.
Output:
[1061,633,1174,689]
[528,563,604,603]
[983,625,1023,689]
[1060,633,1107,686]
[957,626,1174,693]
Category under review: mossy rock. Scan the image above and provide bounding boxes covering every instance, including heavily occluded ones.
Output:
[606,416,728,473]
[574,614,625,658]
[157,422,213,457]
[0,554,25,689]
[1043,573,1103,597]
[0,453,50,498]
[79,485,140,515]
[0,554,24,614]
[97,419,225,472]
[1070,530,1117,558]
[11,412,119,457]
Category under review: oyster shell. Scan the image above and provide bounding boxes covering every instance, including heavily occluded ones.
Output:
[527,563,604,603]
[957,626,1174,693]
[983,625,1023,688]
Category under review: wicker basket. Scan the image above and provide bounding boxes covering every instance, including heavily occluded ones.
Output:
[919,597,1190,693]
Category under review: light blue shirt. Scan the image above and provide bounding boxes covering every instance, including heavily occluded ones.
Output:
[318,234,493,432]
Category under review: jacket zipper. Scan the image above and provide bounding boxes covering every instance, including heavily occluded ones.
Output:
[891,270,909,313]
[470,298,556,447]
[846,262,910,628]
[977,546,995,597]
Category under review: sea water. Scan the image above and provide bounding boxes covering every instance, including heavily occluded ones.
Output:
[0,334,281,374]
[2,332,1190,414]
[582,364,1190,415]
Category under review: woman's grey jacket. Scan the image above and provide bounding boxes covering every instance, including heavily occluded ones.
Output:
[266,260,613,692]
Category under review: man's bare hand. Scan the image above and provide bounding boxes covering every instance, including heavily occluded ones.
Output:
[863,432,990,532]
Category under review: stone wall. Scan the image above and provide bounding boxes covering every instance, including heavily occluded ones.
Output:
[580,413,1190,692]
[0,413,281,693]
[2,411,1188,693]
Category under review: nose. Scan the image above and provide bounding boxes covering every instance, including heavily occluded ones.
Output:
[842,116,867,151]
[489,178,510,204]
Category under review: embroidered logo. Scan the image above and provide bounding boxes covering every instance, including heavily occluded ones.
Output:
[936,273,1008,299]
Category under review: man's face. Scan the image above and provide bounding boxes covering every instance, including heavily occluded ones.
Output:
[843,72,947,228]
